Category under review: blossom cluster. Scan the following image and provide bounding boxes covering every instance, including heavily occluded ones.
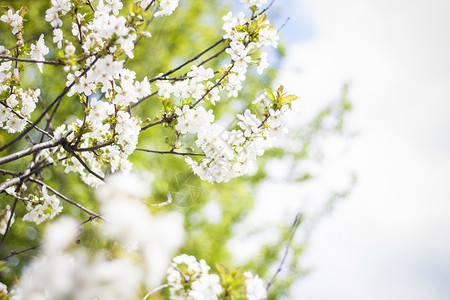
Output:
[45,0,72,28]
[167,254,267,300]
[150,10,288,183]
[0,9,45,133]
[22,185,63,225]
[55,56,151,186]
[30,34,49,72]
[153,10,279,105]
[167,254,223,299]
[154,0,180,17]
[0,205,14,235]
[239,0,268,9]
[156,64,218,103]
[176,92,293,183]
[0,8,23,46]
[244,272,267,300]
[222,10,279,91]
[47,2,152,186]
[0,52,41,133]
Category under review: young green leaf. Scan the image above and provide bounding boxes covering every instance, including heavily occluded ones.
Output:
[281,95,299,103]
[264,88,275,101]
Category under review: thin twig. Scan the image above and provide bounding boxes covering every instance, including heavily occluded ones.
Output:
[148,38,226,83]
[0,169,18,176]
[266,213,302,291]
[260,0,276,16]
[0,101,53,138]
[0,243,42,261]
[2,191,41,204]
[278,17,290,32]
[143,284,170,300]
[131,91,158,108]
[73,140,114,152]
[70,152,105,182]
[8,27,53,51]
[192,64,234,107]
[135,148,205,157]
[79,214,102,226]
[145,0,157,10]
[197,45,228,68]
[140,115,175,131]
[0,55,64,65]
[28,177,102,218]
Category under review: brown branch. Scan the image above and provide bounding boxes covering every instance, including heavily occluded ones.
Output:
[0,161,48,192]
[0,132,70,166]
[259,0,276,17]
[131,91,158,108]
[74,8,84,47]
[197,45,229,68]
[148,38,226,83]
[0,169,18,177]
[70,152,105,182]
[86,0,96,12]
[0,55,64,65]
[0,243,42,261]
[192,64,234,107]
[140,114,176,131]
[135,148,205,157]
[73,140,114,152]
[145,0,157,10]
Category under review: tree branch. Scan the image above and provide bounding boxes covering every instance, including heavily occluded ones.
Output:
[148,38,226,83]
[69,152,106,182]
[266,213,302,291]
[140,114,176,131]
[0,243,42,261]
[135,148,205,157]
[28,177,102,218]
[0,131,70,166]
[73,140,114,152]
[0,55,64,65]
[192,63,234,107]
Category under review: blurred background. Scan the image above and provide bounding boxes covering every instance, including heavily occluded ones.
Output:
[266,0,450,299]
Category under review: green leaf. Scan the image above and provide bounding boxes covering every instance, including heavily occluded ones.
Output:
[264,88,275,101]
[235,25,247,32]
[281,95,299,103]
[216,263,229,278]
[257,14,267,25]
